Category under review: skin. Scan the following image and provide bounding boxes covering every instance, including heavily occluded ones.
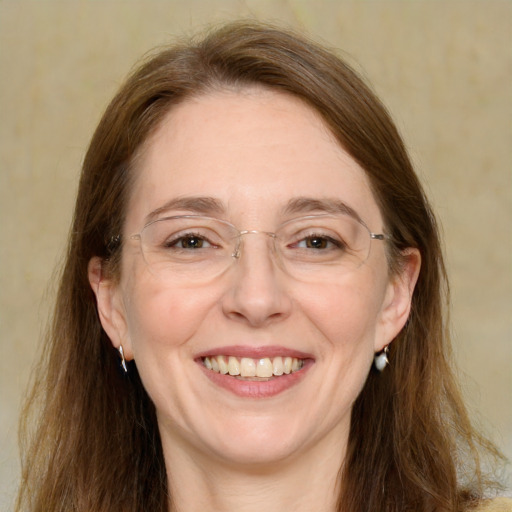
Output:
[89,88,420,512]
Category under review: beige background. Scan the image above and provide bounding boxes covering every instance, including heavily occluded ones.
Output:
[1,1,510,507]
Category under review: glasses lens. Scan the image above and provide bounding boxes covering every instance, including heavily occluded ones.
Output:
[137,214,374,283]
[139,216,237,280]
[275,215,372,280]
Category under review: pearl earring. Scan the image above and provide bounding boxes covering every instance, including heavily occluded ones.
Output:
[118,345,128,373]
[374,346,389,372]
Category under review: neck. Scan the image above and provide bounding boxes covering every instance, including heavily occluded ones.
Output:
[161,430,346,512]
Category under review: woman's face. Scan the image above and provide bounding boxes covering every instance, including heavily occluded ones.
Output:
[93,88,416,467]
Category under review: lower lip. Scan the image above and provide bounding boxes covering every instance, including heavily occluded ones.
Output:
[197,360,313,398]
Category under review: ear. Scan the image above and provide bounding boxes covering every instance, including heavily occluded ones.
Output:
[88,257,133,360]
[375,248,421,352]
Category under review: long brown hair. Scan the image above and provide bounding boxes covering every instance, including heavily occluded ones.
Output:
[17,21,503,512]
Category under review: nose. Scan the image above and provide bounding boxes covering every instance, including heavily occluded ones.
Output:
[221,233,292,327]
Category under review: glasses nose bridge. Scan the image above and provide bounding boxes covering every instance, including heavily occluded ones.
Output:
[231,229,278,260]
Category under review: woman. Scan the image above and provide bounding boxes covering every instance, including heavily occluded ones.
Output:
[16,21,507,512]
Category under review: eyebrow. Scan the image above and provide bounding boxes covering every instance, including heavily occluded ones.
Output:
[283,197,362,223]
[144,195,362,225]
[144,196,225,224]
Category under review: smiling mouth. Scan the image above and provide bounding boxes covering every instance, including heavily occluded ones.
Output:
[202,355,304,380]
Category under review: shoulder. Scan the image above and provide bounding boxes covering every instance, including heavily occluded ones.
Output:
[473,498,512,511]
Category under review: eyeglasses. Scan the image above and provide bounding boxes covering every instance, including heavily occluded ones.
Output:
[128,214,387,283]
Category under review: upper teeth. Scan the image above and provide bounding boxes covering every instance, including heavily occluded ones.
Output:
[203,356,303,378]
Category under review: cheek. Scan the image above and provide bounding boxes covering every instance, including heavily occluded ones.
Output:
[123,277,219,356]
[119,270,224,424]
[120,246,222,354]
[300,270,386,355]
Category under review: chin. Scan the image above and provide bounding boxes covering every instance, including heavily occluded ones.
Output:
[160,407,311,469]
[207,426,306,468]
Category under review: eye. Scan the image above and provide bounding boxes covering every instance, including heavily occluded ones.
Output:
[164,233,214,250]
[300,236,332,250]
[294,234,345,251]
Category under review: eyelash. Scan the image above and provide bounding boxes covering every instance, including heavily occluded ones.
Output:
[164,232,217,249]
[290,234,346,250]
[158,228,348,252]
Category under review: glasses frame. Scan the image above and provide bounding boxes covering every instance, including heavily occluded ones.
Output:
[125,214,388,279]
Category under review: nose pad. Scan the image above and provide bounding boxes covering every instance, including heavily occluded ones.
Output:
[232,230,277,261]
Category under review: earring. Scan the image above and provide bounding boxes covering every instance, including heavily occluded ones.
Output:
[118,345,128,373]
[374,346,389,372]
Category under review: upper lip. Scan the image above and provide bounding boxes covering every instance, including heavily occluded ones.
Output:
[195,345,314,360]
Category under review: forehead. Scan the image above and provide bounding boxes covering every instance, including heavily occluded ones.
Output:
[126,88,382,230]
